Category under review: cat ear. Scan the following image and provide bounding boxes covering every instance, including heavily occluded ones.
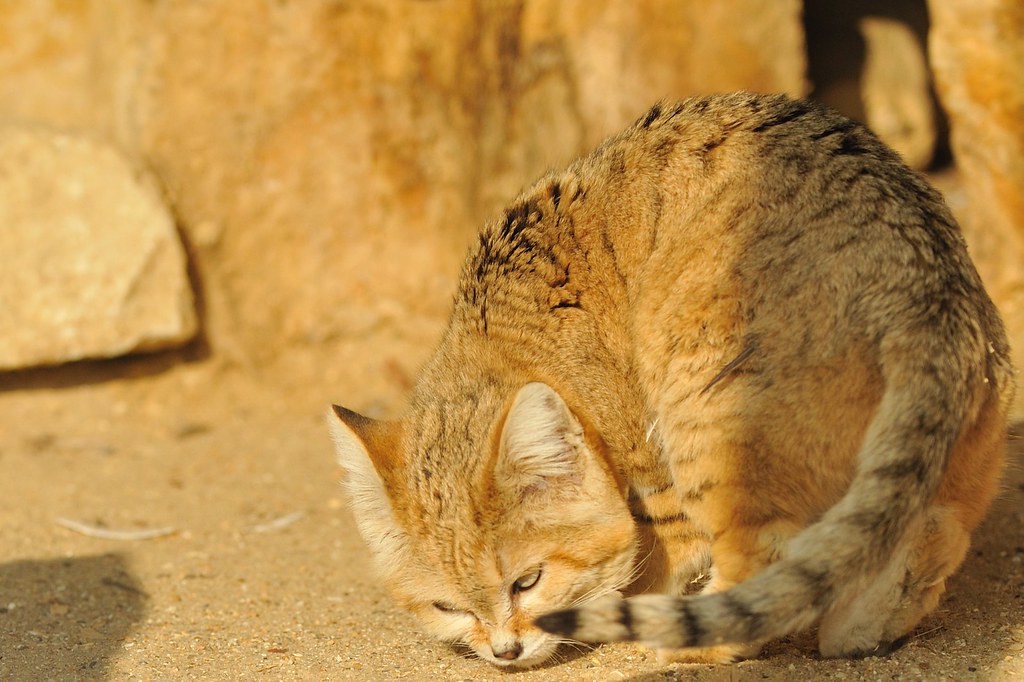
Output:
[497,382,585,495]
[329,405,404,479]
[328,405,407,573]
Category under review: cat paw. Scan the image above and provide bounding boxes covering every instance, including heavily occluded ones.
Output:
[842,635,910,659]
[655,641,762,664]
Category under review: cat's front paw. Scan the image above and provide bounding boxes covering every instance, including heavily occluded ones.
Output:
[655,641,762,664]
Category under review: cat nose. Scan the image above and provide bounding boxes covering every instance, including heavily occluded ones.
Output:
[492,641,523,661]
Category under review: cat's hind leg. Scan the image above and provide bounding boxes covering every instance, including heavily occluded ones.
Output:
[816,505,969,658]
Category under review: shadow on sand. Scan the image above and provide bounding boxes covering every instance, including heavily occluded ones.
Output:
[0,553,147,680]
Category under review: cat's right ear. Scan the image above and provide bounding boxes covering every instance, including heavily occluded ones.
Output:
[329,405,404,482]
[327,405,408,572]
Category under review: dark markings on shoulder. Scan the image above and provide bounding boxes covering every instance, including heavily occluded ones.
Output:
[780,228,805,249]
[834,165,874,193]
[499,200,543,244]
[680,602,704,648]
[832,132,873,157]
[691,98,710,117]
[808,119,859,141]
[551,297,582,312]
[474,233,494,280]
[701,134,727,156]
[550,182,562,211]
[828,230,861,255]
[572,182,587,204]
[750,100,815,133]
[649,191,663,252]
[640,103,663,129]
[651,134,678,167]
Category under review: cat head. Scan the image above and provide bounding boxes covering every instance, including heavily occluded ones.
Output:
[328,381,639,668]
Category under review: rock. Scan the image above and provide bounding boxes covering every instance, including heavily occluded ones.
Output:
[859,16,936,169]
[0,1,806,376]
[927,0,1024,416]
[129,0,807,366]
[0,127,197,370]
[804,3,936,170]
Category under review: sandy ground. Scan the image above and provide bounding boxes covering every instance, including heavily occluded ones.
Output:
[1,342,1023,682]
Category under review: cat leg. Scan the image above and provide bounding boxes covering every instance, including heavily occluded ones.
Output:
[816,534,915,658]
[627,480,714,596]
[817,506,968,657]
[877,505,969,644]
[655,523,786,664]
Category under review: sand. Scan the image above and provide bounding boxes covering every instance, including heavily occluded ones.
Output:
[1,346,1022,681]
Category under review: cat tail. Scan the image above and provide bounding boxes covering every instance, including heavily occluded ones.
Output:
[536,312,1006,653]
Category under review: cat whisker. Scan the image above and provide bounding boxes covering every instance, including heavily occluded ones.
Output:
[623,541,657,588]
[567,556,640,609]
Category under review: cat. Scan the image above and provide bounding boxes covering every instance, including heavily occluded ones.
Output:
[328,93,1014,669]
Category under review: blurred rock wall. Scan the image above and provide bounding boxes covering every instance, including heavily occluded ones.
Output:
[0,0,805,371]
[927,0,1024,415]
[1,0,1022,416]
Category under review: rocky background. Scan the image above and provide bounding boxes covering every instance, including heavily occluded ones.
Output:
[2,2,1024,680]
[2,0,1020,411]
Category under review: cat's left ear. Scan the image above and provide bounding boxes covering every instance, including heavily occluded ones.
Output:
[496,382,586,496]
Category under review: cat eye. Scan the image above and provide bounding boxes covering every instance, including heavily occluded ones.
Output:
[512,569,542,593]
[432,601,463,614]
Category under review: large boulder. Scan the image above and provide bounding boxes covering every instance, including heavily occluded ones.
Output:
[0,127,197,370]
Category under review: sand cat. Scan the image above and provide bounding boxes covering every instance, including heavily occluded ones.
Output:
[328,93,1013,669]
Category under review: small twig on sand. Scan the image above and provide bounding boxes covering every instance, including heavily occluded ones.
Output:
[911,624,945,640]
[55,517,177,541]
[251,511,304,533]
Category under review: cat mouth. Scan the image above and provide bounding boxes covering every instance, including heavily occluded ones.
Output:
[481,639,559,669]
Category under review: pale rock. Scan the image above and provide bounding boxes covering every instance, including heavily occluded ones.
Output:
[0,127,197,370]
[859,16,936,170]
[804,3,936,170]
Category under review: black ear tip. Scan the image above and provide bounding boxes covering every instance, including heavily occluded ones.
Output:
[534,609,579,637]
[330,404,373,431]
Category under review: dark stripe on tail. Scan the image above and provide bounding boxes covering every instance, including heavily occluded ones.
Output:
[535,609,578,639]
[680,602,704,647]
[619,601,635,639]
